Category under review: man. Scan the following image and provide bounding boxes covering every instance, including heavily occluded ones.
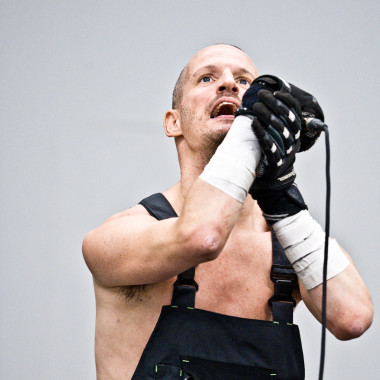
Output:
[82,44,373,379]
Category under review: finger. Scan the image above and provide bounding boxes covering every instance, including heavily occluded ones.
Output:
[259,90,301,137]
[258,90,293,125]
[252,102,293,153]
[252,118,284,167]
[273,92,302,136]
[289,83,324,121]
[274,91,299,112]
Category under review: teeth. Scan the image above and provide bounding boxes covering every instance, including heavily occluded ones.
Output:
[212,102,237,118]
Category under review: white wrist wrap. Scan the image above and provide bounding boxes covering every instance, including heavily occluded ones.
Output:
[273,210,349,290]
[199,115,261,203]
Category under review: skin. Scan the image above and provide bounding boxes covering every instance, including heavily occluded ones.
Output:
[82,45,373,379]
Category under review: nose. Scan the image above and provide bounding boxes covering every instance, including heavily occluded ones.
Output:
[217,70,238,94]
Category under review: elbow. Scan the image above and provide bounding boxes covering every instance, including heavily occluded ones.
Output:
[331,304,374,341]
[178,222,227,263]
[198,230,224,261]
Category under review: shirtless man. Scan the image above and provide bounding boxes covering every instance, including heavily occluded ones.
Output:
[82,44,373,379]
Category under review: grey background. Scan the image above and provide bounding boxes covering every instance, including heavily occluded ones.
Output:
[1,1,379,378]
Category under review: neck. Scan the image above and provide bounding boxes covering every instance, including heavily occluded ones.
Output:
[174,139,216,201]
[165,138,268,233]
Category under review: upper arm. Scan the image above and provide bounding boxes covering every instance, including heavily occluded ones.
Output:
[82,205,194,287]
[82,179,244,288]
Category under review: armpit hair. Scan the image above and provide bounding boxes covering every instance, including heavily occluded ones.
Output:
[119,284,146,301]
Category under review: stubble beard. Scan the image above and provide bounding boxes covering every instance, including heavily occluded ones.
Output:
[179,107,229,165]
[201,124,228,162]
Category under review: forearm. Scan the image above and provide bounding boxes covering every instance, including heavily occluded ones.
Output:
[272,211,373,339]
[83,115,259,287]
[300,253,373,340]
[177,178,243,258]
[179,114,262,256]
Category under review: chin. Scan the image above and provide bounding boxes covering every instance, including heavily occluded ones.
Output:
[216,118,234,134]
[205,128,229,148]
[202,117,234,146]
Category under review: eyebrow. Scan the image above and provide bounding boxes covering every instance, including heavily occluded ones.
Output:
[191,64,255,79]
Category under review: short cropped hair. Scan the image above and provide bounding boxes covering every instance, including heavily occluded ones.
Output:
[172,65,188,109]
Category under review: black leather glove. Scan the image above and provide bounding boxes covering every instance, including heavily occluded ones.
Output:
[236,75,309,224]
[290,83,325,152]
[250,89,301,190]
[237,75,325,152]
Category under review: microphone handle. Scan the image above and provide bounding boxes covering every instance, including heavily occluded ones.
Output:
[304,117,327,131]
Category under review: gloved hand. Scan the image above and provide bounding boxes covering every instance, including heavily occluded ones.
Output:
[236,75,308,223]
[236,75,325,152]
[290,83,325,152]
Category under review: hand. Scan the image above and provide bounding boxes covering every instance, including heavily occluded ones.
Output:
[289,83,325,152]
[237,75,325,152]
[250,89,302,191]
[239,78,308,223]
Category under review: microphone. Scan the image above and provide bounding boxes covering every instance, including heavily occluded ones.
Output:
[304,117,328,132]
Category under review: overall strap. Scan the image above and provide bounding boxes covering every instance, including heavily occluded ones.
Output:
[139,193,198,307]
[269,229,297,323]
[139,193,178,220]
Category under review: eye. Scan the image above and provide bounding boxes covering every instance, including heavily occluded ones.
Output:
[238,78,250,86]
[200,76,212,83]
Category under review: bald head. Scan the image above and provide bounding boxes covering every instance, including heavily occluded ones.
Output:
[172,44,257,109]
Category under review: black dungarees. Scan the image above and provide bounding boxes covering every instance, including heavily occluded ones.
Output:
[132,193,305,379]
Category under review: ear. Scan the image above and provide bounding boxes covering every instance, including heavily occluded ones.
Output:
[164,109,183,137]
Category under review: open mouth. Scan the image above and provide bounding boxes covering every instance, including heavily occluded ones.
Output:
[210,102,238,118]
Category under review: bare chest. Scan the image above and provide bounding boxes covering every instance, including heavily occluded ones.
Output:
[193,231,274,319]
[115,230,275,318]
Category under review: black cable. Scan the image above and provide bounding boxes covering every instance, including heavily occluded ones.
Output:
[318,125,330,380]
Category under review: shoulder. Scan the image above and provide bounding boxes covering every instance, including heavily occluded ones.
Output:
[106,203,151,221]
[106,186,180,223]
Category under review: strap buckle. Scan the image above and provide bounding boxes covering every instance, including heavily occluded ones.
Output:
[173,278,199,292]
[171,277,198,308]
[268,265,297,307]
[268,279,296,307]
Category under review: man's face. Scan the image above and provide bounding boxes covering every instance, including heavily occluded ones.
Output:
[178,45,258,150]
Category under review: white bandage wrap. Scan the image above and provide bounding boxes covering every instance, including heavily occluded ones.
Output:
[199,115,261,203]
[273,210,350,290]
